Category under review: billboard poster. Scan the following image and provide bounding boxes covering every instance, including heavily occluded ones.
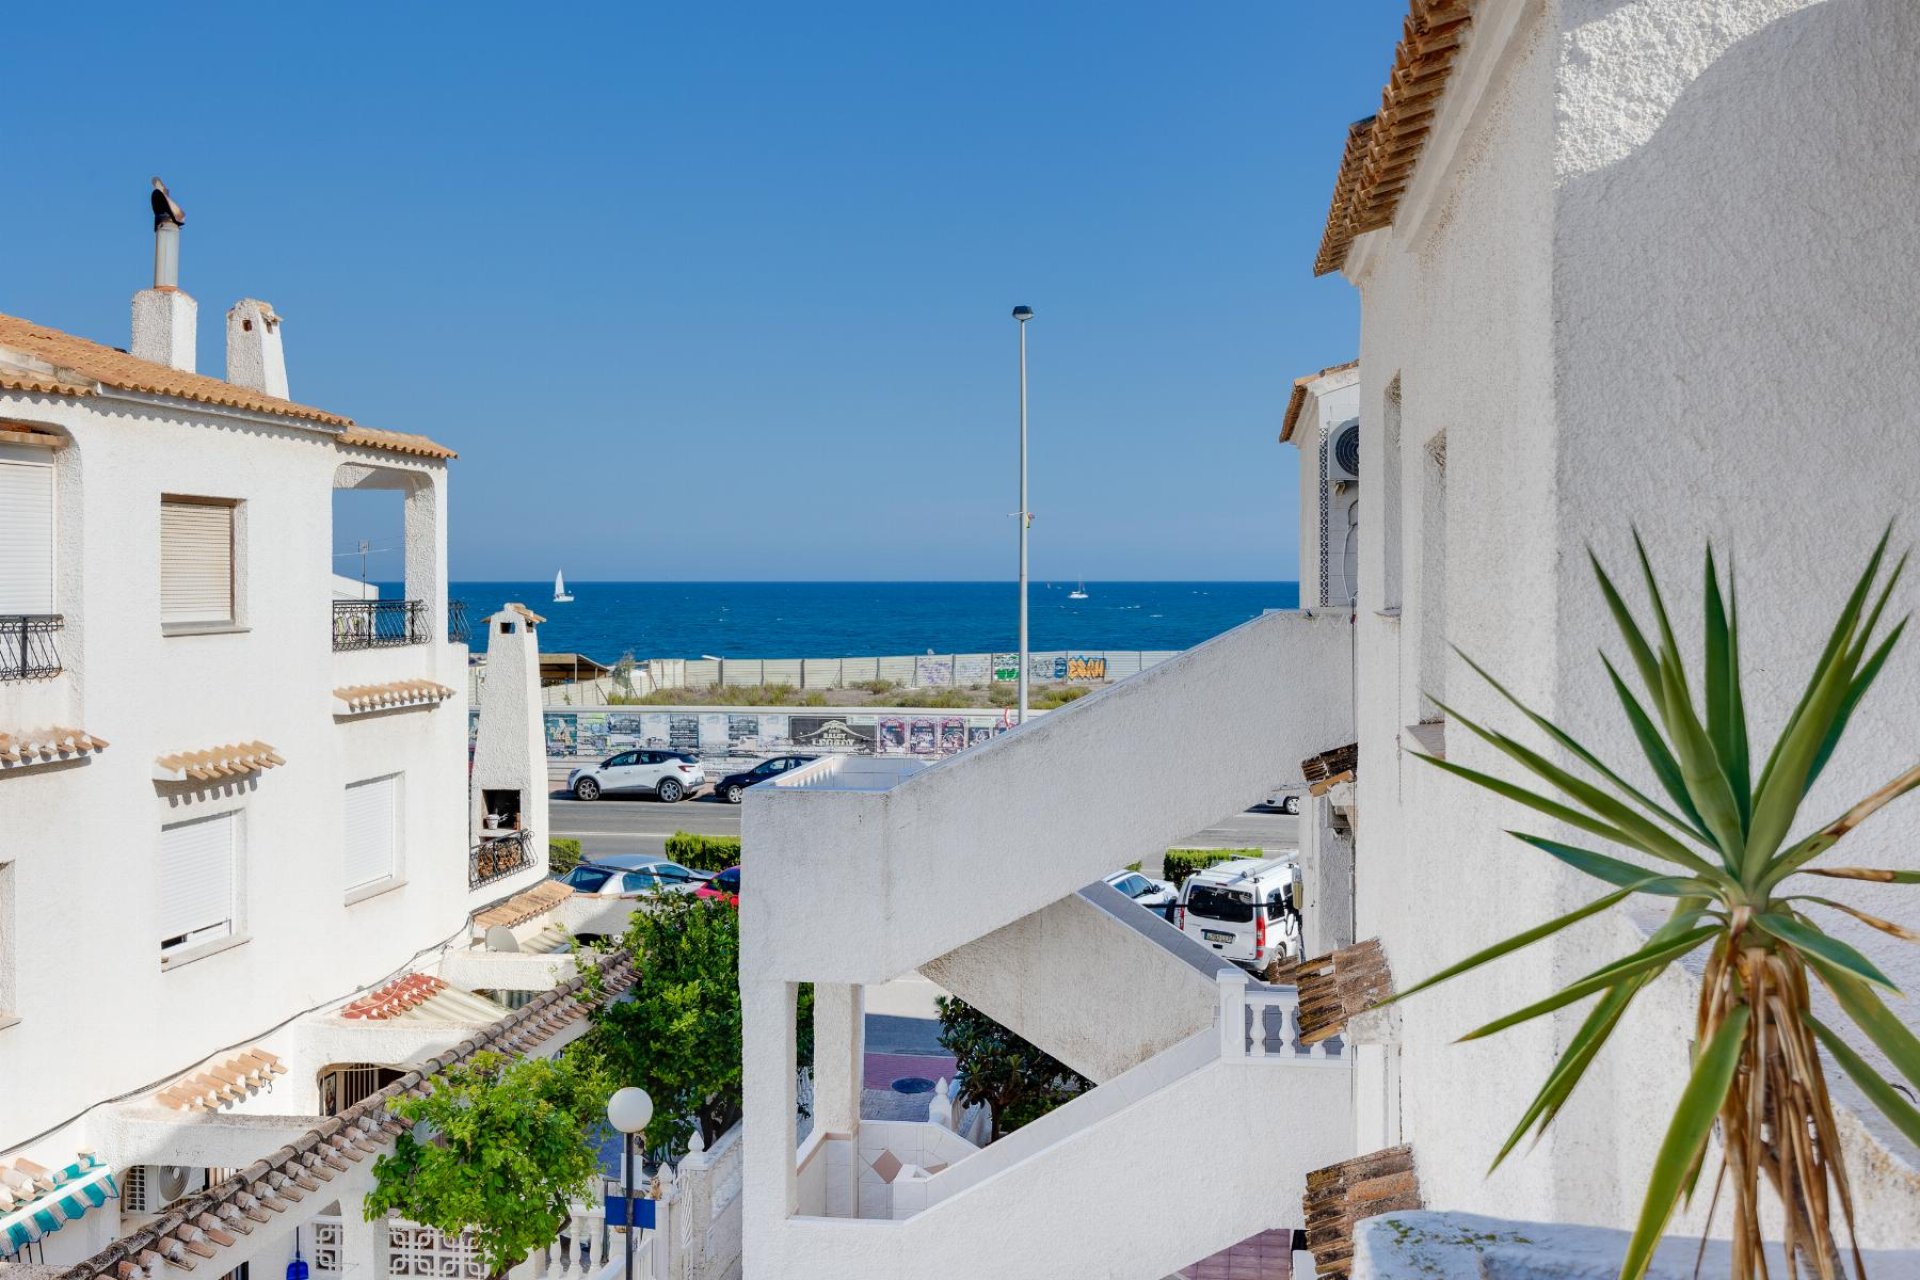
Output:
[790,715,876,751]
[877,718,907,753]
[544,712,577,757]
[759,714,790,750]
[939,718,967,754]
[992,653,1019,682]
[668,715,700,753]
[727,715,760,752]
[641,713,672,748]
[908,718,938,754]
[967,723,997,748]
[577,711,609,757]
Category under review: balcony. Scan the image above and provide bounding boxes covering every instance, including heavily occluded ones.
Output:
[332,599,429,651]
[470,830,534,891]
[0,615,62,679]
[447,599,471,645]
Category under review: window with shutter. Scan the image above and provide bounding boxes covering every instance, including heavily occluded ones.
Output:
[0,459,54,615]
[159,811,239,959]
[343,774,401,895]
[161,499,235,626]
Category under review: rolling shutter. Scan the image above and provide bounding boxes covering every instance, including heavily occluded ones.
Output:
[159,812,238,954]
[343,774,399,891]
[0,460,54,615]
[160,501,233,624]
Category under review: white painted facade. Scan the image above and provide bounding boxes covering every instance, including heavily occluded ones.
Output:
[1329,0,1920,1249]
[0,253,550,1273]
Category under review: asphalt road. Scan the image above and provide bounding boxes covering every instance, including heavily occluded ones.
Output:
[547,779,1299,874]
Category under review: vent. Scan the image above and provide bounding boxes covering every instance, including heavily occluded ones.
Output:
[1330,423,1360,482]
[122,1165,205,1214]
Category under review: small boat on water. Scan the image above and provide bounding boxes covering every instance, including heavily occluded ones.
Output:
[1068,579,1089,600]
[553,570,574,604]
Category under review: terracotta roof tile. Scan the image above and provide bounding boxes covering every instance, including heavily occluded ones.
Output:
[1279,360,1361,443]
[505,602,547,626]
[156,1050,287,1113]
[1292,938,1395,1045]
[0,726,108,770]
[341,974,450,1021]
[1303,1146,1422,1280]
[473,880,574,934]
[1314,1,1474,276]
[153,741,283,782]
[0,311,456,462]
[332,679,457,715]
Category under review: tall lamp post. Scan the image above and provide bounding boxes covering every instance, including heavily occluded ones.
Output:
[1012,305,1034,724]
[606,1087,653,1280]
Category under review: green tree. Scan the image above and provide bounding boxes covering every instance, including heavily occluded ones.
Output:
[579,893,812,1152]
[366,1051,608,1280]
[935,996,1089,1139]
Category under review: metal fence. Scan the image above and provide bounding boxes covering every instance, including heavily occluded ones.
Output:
[0,615,62,679]
[333,599,431,650]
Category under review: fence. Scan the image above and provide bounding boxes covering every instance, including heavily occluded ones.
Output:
[491,706,1040,763]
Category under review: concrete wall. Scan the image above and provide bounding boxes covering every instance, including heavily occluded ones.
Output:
[919,884,1218,1083]
[0,387,470,1181]
[743,608,1354,986]
[1342,0,1920,1243]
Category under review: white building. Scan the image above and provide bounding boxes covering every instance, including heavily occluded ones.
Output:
[736,1,1920,1275]
[0,197,617,1279]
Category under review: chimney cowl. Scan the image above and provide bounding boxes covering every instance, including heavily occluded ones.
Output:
[226,299,289,399]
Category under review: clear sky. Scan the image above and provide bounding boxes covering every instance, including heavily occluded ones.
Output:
[3,2,1404,582]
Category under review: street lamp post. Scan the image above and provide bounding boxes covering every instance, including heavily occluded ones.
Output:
[606,1087,654,1280]
[1012,305,1034,724]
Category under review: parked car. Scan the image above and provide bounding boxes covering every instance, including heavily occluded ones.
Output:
[713,755,818,804]
[558,856,711,898]
[1103,868,1178,918]
[568,750,706,802]
[695,866,741,901]
[1174,856,1304,979]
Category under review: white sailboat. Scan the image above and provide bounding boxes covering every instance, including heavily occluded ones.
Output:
[553,571,574,604]
[1069,579,1089,600]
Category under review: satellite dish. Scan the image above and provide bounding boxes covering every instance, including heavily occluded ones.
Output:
[485,925,521,953]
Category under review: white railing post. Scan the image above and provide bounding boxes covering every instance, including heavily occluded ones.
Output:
[1216,968,1248,1057]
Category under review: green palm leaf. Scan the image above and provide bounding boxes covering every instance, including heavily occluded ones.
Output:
[1806,1014,1920,1148]
[1458,923,1716,1043]
[1490,973,1650,1171]
[1804,958,1920,1092]
[1808,617,1908,791]
[1702,548,1751,826]
[1751,913,1900,992]
[1507,833,1710,897]
[1591,551,1663,700]
[1601,654,1710,838]
[1619,1006,1750,1280]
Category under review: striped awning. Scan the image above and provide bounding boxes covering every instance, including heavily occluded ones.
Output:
[0,1157,117,1257]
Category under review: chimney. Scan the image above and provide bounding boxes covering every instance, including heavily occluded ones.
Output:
[131,177,196,372]
[226,299,288,399]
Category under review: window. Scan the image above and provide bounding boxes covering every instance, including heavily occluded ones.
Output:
[620,872,660,894]
[159,811,240,962]
[161,498,236,627]
[565,866,612,893]
[1185,885,1254,924]
[607,751,639,768]
[0,455,54,615]
[343,774,402,898]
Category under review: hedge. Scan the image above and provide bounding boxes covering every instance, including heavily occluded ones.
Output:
[1162,848,1261,888]
[665,831,743,872]
[548,838,583,874]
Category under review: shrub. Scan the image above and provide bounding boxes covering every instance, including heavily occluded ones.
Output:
[937,996,1090,1139]
[1162,848,1260,888]
[547,838,582,874]
[665,830,742,871]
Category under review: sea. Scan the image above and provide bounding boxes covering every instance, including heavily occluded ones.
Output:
[441,581,1300,662]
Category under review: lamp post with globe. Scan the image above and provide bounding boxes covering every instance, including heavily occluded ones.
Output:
[606,1087,653,1280]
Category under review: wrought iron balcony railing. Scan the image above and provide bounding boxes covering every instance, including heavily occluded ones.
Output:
[0,615,63,679]
[332,599,430,651]
[448,599,471,645]
[470,830,534,891]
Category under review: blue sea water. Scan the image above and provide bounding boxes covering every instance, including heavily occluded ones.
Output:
[443,581,1299,662]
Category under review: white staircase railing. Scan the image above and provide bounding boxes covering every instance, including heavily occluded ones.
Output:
[1215,970,1344,1062]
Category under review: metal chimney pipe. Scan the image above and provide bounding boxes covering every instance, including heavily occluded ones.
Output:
[149,177,185,290]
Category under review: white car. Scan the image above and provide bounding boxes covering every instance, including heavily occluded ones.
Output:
[1104,868,1178,918]
[567,750,706,802]
[1174,856,1304,978]
[557,857,710,898]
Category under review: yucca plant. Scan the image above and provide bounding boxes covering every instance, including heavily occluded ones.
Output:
[1391,530,1920,1280]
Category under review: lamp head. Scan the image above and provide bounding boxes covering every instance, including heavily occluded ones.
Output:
[607,1086,654,1135]
[1011,306,1034,323]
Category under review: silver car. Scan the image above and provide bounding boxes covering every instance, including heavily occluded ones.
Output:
[567,749,706,802]
[558,856,710,898]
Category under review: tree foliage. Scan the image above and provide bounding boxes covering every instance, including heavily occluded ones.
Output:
[579,892,811,1152]
[936,995,1089,1139]
[366,1051,608,1280]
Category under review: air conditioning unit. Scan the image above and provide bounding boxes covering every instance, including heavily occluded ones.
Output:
[122,1165,205,1214]
[1328,421,1360,484]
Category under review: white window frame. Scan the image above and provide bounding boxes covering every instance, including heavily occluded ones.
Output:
[343,773,405,904]
[161,495,243,633]
[0,448,56,617]
[159,810,247,968]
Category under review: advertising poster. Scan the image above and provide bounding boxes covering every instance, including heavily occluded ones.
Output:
[877,718,907,753]
[790,716,875,751]
[908,718,937,754]
[967,723,997,749]
[641,712,672,748]
[938,718,967,754]
[727,715,760,753]
[544,712,577,757]
[668,715,700,753]
[577,711,609,757]
[759,714,790,750]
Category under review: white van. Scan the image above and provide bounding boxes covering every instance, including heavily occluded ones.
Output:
[1174,857,1304,978]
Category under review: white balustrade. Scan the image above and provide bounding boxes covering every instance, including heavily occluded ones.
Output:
[1215,969,1342,1063]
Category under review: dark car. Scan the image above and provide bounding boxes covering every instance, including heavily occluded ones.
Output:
[714,755,818,803]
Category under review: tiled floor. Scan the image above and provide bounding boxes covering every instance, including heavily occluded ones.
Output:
[1177,1228,1295,1280]
[861,1050,957,1089]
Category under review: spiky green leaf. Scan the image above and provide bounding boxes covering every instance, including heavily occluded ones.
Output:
[1619,1006,1750,1280]
[1809,616,1908,791]
[1591,551,1663,702]
[1458,924,1716,1043]
[1507,833,1711,897]
[1806,1014,1920,1149]
[1805,957,1920,1093]
[1752,912,1900,992]
[1601,654,1710,839]
[1702,548,1751,826]
[1490,973,1649,1171]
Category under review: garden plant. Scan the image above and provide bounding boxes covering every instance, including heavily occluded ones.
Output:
[1393,531,1920,1280]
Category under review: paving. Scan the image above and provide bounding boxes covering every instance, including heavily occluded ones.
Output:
[1177,1228,1297,1280]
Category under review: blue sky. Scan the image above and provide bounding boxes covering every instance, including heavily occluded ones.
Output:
[3,2,1403,582]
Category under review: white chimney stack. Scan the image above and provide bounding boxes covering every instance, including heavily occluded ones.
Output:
[226,299,289,399]
[131,177,196,372]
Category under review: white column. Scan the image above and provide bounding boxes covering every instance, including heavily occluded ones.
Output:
[1216,967,1247,1058]
[334,1190,386,1280]
[741,979,798,1275]
[810,983,863,1136]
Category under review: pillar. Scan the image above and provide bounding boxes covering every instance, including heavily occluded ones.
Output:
[741,979,798,1273]
[334,1190,387,1280]
[810,983,863,1136]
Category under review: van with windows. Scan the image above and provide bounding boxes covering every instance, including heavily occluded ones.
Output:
[1173,856,1304,979]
